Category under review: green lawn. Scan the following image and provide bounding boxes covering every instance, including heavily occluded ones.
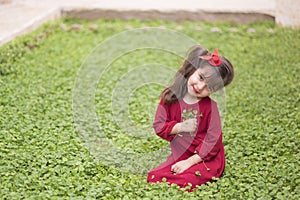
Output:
[0,18,299,199]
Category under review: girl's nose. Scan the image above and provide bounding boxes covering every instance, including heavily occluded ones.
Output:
[197,81,206,90]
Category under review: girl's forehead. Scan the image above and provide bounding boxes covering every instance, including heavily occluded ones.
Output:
[195,67,214,76]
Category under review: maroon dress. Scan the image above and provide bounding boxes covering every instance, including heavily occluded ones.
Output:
[147,97,225,190]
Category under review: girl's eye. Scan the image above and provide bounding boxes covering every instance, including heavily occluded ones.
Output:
[199,75,204,80]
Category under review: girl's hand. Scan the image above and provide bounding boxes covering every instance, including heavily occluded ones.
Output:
[171,160,192,174]
[179,118,197,133]
[171,154,202,174]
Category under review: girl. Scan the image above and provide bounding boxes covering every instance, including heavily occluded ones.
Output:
[147,45,234,191]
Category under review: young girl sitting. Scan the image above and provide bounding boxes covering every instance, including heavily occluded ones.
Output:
[147,45,234,191]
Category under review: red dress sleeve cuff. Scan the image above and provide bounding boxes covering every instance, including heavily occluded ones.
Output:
[155,120,177,141]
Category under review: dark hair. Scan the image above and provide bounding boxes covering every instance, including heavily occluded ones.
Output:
[161,45,234,104]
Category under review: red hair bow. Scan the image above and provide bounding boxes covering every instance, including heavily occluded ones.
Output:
[199,48,222,66]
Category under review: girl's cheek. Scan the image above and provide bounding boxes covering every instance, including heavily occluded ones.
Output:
[189,76,196,84]
[187,78,193,85]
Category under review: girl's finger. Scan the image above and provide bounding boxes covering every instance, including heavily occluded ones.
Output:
[171,165,177,172]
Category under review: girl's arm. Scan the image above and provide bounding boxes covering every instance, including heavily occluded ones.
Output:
[195,101,222,161]
[152,99,197,141]
[152,99,178,141]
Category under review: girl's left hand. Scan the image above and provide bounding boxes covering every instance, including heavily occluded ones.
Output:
[171,160,192,174]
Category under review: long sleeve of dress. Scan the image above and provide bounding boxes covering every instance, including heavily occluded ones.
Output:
[152,99,178,141]
[195,101,222,161]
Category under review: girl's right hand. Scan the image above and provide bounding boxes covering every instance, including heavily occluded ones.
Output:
[179,118,197,133]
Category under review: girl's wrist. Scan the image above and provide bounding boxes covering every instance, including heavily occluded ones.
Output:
[170,122,182,135]
[187,154,202,165]
[176,122,182,134]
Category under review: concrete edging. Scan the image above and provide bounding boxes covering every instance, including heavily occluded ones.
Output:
[62,8,275,24]
[1,8,60,45]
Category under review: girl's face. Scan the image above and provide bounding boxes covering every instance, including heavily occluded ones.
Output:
[187,68,211,99]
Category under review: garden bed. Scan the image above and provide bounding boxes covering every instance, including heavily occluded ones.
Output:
[0,18,299,199]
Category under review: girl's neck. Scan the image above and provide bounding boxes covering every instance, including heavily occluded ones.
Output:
[183,93,201,104]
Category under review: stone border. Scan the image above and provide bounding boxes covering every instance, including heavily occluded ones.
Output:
[62,9,275,24]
